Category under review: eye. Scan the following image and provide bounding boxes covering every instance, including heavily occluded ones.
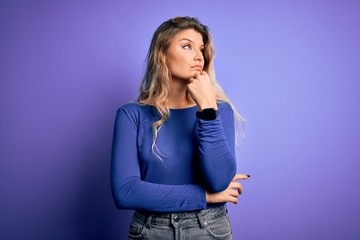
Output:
[182,44,191,50]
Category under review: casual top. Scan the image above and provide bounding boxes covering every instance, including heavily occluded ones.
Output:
[111,101,236,213]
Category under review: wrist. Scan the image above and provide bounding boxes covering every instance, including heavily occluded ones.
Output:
[205,191,212,203]
[197,101,218,111]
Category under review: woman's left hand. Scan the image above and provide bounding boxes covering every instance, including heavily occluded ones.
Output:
[205,173,250,204]
[187,71,217,111]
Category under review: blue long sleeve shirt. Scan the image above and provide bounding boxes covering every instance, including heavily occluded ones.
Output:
[111,102,236,213]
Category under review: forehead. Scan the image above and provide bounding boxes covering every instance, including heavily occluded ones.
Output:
[172,29,204,45]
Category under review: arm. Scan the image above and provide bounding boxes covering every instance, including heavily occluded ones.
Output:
[111,107,206,212]
[197,104,237,192]
[187,72,237,193]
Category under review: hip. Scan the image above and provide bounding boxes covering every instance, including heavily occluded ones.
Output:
[128,205,233,240]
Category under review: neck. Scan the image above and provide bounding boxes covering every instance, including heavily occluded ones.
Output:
[167,78,195,109]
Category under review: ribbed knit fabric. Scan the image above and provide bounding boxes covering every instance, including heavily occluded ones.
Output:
[111,102,236,213]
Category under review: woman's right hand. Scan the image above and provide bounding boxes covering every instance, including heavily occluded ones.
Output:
[187,71,218,111]
[205,174,250,204]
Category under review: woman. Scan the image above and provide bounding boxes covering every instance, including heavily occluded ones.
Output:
[111,16,249,240]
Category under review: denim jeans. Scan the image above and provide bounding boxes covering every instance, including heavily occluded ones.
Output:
[128,205,233,240]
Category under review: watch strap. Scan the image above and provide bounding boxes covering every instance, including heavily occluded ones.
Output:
[196,108,218,121]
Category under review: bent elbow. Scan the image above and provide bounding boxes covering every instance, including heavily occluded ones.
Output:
[113,195,131,209]
[207,181,230,193]
[112,187,134,209]
[206,168,236,193]
[111,179,138,210]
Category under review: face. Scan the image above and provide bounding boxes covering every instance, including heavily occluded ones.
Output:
[165,29,205,81]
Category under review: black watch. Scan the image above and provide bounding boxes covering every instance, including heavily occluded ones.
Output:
[196,108,218,121]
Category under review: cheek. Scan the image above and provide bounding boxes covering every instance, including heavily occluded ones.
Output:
[166,55,182,72]
[165,49,192,78]
[166,59,177,74]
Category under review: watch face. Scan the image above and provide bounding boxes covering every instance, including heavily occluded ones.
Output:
[197,108,217,120]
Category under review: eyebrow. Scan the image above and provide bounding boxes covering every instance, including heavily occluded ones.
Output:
[179,38,204,47]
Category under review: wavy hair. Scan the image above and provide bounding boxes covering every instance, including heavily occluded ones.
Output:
[138,16,246,157]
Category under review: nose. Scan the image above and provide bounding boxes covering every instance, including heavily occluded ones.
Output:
[194,49,204,62]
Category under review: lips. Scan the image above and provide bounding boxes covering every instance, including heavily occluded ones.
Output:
[191,65,203,71]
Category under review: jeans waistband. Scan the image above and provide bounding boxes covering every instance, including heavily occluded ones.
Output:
[134,205,228,229]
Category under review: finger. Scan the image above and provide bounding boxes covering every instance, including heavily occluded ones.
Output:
[232,173,250,181]
[229,181,241,189]
[194,73,199,78]
[229,196,238,204]
[223,194,238,204]
[229,189,239,198]
[188,78,194,83]
[238,184,243,195]
[230,181,243,194]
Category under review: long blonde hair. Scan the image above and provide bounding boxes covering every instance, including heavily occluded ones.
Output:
[138,16,246,156]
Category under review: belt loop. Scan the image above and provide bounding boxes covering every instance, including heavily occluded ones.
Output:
[196,211,206,229]
[144,214,153,230]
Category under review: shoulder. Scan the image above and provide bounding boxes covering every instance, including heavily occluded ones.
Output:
[118,101,144,112]
[217,101,234,115]
[216,101,235,124]
[115,101,155,124]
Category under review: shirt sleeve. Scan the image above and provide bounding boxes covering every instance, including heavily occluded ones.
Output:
[197,103,237,193]
[111,107,207,212]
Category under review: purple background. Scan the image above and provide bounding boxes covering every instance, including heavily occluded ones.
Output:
[1,0,360,239]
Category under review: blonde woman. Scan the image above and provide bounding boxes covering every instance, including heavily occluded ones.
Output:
[111,16,250,240]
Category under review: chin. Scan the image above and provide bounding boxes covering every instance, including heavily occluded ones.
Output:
[172,72,198,81]
[190,70,202,75]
